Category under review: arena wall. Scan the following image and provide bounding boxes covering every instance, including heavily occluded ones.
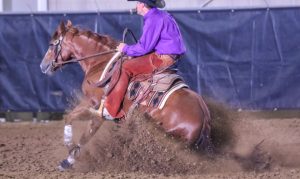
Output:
[1,7,300,114]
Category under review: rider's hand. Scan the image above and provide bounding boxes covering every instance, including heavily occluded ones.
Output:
[117,43,126,52]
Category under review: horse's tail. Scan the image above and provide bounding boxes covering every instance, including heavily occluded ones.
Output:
[194,96,214,154]
[195,120,214,154]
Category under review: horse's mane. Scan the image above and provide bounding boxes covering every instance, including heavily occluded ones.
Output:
[52,26,119,50]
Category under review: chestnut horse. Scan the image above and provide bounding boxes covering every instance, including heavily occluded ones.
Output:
[40,20,212,171]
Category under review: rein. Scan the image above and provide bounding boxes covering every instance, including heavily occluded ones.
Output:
[54,49,117,66]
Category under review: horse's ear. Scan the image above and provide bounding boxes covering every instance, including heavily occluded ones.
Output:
[57,20,66,34]
[66,20,73,29]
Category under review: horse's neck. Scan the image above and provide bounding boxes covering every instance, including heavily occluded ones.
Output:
[78,54,111,76]
[72,36,113,76]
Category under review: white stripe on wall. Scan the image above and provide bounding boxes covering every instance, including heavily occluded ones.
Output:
[0,0,3,12]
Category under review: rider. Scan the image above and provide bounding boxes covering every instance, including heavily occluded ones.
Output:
[102,0,186,120]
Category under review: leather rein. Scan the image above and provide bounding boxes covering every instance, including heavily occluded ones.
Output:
[55,49,116,66]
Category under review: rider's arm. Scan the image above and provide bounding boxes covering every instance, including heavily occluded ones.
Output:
[122,18,163,57]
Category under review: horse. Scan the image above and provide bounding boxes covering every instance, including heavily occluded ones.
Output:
[40,20,212,171]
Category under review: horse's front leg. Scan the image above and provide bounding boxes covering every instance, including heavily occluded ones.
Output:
[79,114,104,145]
[58,108,104,171]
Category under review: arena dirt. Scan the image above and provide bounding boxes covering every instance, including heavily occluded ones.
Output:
[0,102,300,179]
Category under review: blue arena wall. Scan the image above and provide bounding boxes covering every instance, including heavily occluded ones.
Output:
[1,7,300,112]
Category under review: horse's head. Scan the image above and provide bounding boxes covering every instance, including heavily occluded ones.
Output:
[40,20,74,75]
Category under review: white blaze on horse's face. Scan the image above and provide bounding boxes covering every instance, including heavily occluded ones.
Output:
[40,47,55,75]
[40,35,65,75]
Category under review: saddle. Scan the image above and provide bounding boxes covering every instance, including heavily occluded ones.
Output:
[94,54,188,114]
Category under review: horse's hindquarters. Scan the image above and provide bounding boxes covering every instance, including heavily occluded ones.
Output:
[151,88,210,144]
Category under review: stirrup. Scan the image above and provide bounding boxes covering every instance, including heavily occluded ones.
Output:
[102,108,115,120]
[97,98,115,121]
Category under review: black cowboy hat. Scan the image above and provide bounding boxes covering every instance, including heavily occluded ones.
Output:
[128,0,165,8]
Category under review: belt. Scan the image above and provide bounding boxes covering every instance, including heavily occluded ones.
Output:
[156,53,181,61]
[169,54,181,60]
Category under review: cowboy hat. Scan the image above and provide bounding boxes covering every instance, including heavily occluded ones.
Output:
[128,0,166,8]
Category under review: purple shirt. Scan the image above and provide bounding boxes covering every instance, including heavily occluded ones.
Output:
[123,8,186,57]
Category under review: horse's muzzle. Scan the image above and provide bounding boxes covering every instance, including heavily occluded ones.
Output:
[40,62,50,74]
[40,61,54,75]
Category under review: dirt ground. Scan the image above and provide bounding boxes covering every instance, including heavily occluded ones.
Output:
[0,105,300,179]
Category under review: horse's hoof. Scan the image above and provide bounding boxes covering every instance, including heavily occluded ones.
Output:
[57,159,73,172]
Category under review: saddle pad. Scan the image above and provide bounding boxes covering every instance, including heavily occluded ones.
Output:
[127,74,188,109]
[127,73,184,100]
[152,73,184,92]
[146,81,188,109]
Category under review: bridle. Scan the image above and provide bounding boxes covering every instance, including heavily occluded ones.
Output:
[49,35,64,68]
